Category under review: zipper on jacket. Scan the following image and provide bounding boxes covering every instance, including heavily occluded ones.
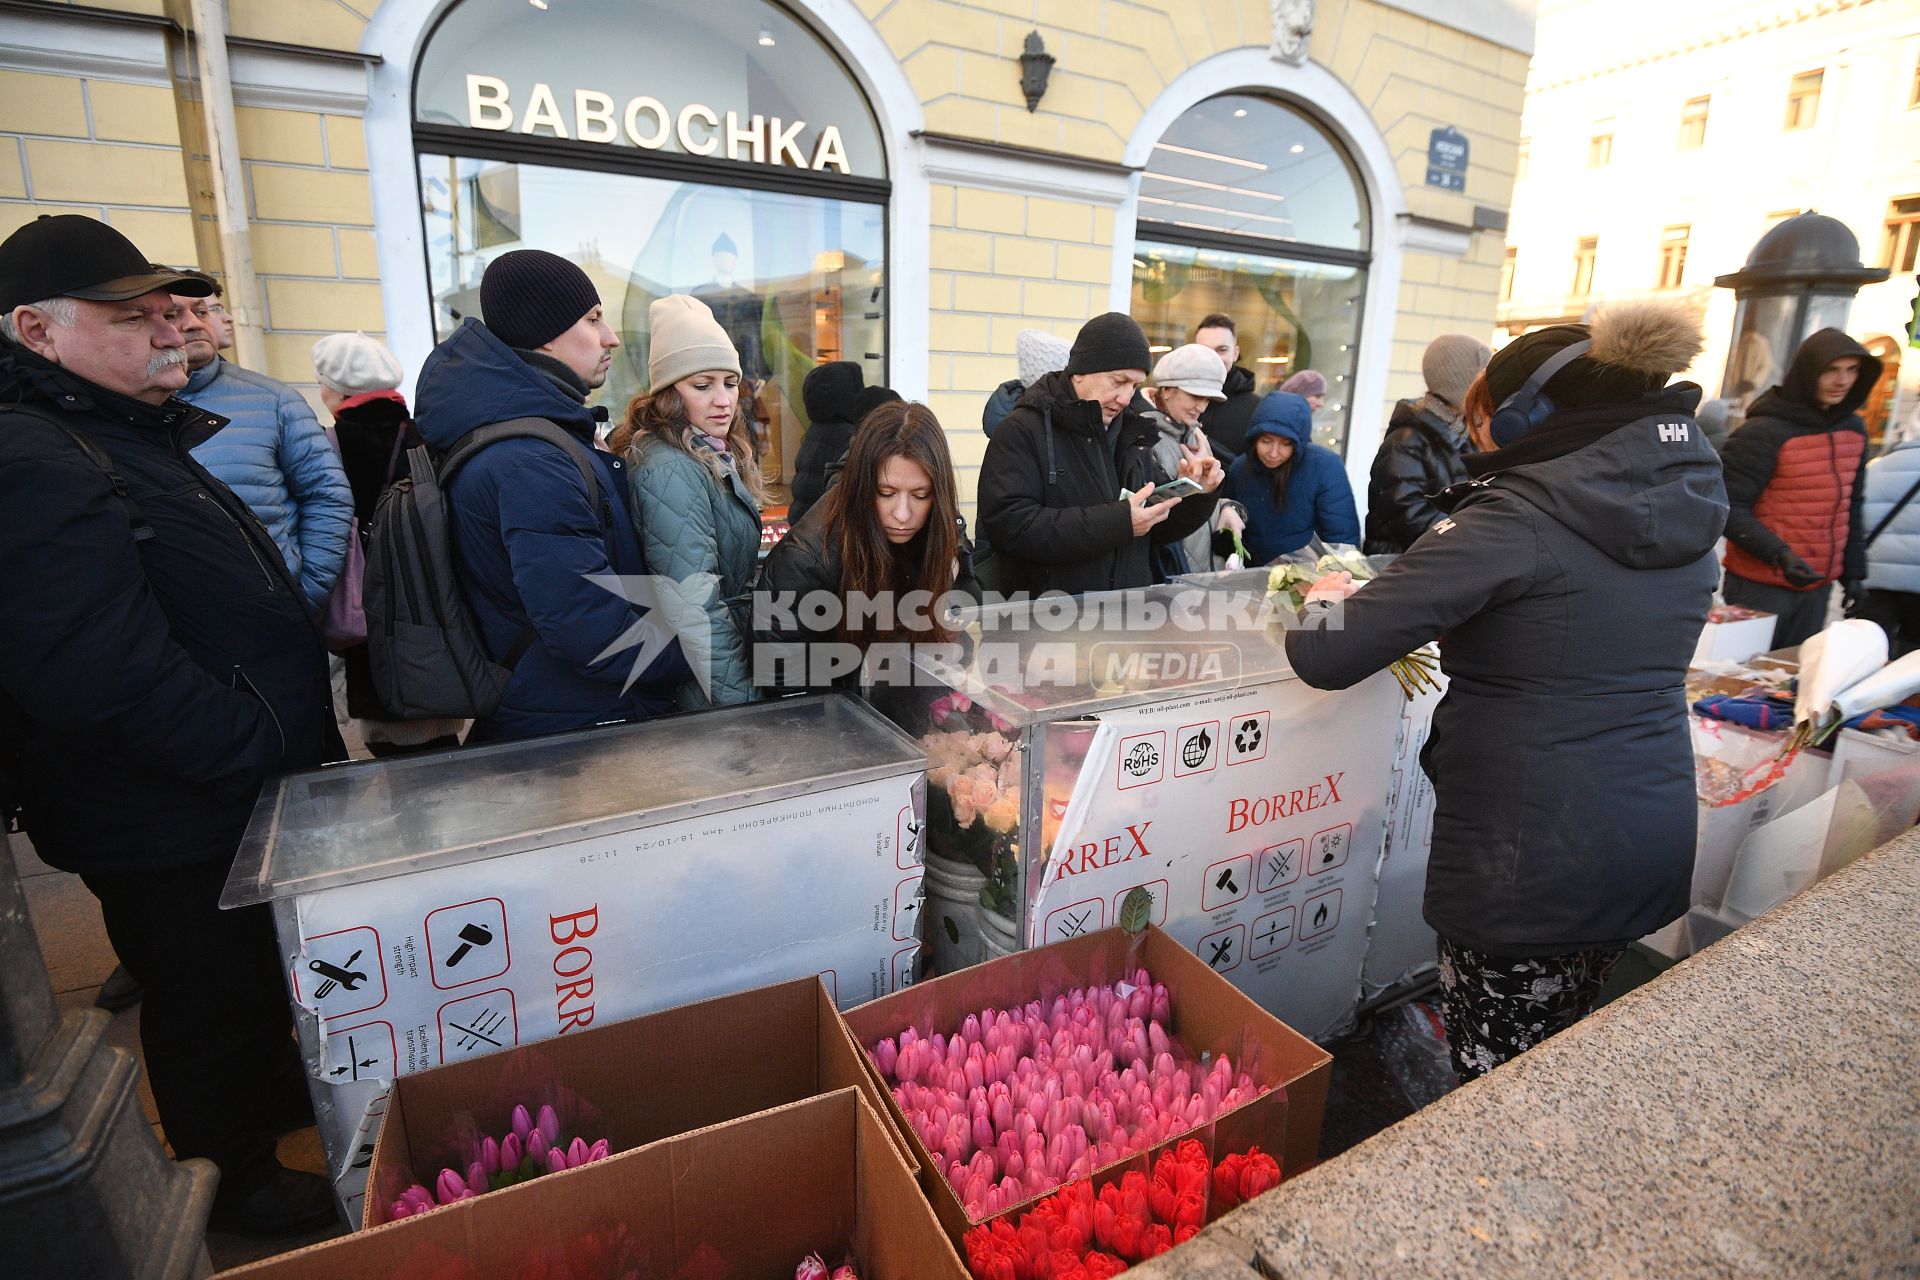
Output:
[232,665,287,759]
[198,490,278,590]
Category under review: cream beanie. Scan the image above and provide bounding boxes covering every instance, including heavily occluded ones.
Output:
[648,294,741,389]
[311,331,404,395]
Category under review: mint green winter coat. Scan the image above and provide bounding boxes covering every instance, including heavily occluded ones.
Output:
[624,436,763,708]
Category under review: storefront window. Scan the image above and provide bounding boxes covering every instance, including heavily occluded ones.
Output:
[413,0,889,500]
[1133,94,1370,455]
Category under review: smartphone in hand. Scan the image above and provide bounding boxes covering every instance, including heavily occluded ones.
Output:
[1142,476,1204,506]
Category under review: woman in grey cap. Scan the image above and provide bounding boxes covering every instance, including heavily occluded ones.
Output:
[1150,342,1233,575]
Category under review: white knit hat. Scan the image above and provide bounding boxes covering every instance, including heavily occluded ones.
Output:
[1152,343,1228,401]
[1016,328,1071,387]
[311,331,403,395]
[648,294,741,389]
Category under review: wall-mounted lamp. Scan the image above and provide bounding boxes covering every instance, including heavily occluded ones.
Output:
[1018,31,1055,113]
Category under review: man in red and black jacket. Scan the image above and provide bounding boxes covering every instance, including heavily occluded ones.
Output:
[1720,328,1881,649]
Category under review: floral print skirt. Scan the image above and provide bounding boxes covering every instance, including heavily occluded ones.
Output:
[1434,938,1624,1081]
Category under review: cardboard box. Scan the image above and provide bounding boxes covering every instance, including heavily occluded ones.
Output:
[363,976,906,1229]
[1691,606,1776,666]
[219,1089,967,1279]
[841,924,1328,1244]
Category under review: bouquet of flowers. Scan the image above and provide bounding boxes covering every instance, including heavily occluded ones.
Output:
[922,692,1024,918]
[961,1140,1281,1279]
[1266,555,1440,699]
[387,1103,612,1219]
[867,969,1269,1220]
[794,1254,860,1280]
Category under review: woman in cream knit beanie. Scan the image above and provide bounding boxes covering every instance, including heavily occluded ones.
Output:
[611,295,762,710]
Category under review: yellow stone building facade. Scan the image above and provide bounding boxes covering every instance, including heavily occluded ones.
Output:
[1,0,1532,514]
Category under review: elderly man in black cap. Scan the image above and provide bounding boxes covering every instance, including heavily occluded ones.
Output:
[977,311,1223,595]
[0,215,344,1235]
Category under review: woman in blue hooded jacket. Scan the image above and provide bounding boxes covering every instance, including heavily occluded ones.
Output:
[1219,391,1359,562]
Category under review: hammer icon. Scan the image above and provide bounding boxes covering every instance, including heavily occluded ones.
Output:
[446,922,493,967]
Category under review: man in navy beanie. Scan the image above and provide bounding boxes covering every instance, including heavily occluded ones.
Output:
[978,311,1222,595]
[411,249,687,740]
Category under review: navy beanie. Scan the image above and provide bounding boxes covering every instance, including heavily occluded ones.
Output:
[480,249,602,350]
[1067,312,1152,376]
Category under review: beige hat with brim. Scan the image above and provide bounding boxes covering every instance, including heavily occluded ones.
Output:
[1152,343,1228,400]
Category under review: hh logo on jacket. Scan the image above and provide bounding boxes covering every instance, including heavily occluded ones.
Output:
[1657,422,1690,443]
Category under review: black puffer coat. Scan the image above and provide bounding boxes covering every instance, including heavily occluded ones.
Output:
[1363,398,1473,554]
[1287,385,1728,955]
[0,342,342,873]
[977,371,1218,596]
[789,362,864,526]
[1199,364,1258,462]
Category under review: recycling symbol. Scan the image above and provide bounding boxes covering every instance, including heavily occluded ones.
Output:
[1234,718,1263,755]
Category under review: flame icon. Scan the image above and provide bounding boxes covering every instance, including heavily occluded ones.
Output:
[1312,902,1329,928]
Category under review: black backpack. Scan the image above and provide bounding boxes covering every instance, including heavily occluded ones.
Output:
[363,418,611,719]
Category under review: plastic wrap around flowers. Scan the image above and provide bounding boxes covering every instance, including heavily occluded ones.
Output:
[922,691,1024,918]
[869,971,1269,1220]
[962,1140,1282,1279]
[388,1103,611,1219]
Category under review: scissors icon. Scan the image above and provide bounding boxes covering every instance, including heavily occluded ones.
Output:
[308,949,367,999]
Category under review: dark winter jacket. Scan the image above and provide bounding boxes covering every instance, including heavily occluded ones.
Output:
[331,390,421,521]
[1286,384,1728,955]
[625,436,762,708]
[1721,329,1879,591]
[0,341,342,874]
[1199,364,1259,462]
[1220,392,1360,563]
[789,366,864,525]
[413,319,688,742]
[1363,397,1471,554]
[1863,439,1920,595]
[754,500,979,691]
[982,377,1023,437]
[183,357,355,612]
[976,371,1219,596]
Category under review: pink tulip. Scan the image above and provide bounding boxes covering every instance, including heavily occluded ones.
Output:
[536,1105,560,1145]
[588,1138,610,1162]
[389,1200,414,1220]
[546,1148,567,1175]
[796,1253,829,1280]
[567,1137,591,1169]
[466,1161,488,1194]
[435,1168,467,1204]
[480,1135,501,1177]
[873,1037,897,1079]
[499,1131,525,1170]
[511,1104,533,1146]
[830,1267,858,1280]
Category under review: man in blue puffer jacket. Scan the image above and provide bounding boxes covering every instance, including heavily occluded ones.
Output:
[177,291,352,613]
[1218,390,1360,563]
[414,250,689,742]
[1851,426,1920,655]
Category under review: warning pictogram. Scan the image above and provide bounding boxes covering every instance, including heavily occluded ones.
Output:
[1197,923,1245,973]
[1258,840,1304,893]
[892,946,919,992]
[437,989,519,1064]
[1044,897,1106,943]
[1226,711,1270,765]
[1201,853,1252,912]
[1116,730,1165,790]
[1110,879,1169,928]
[426,898,510,989]
[1250,907,1295,959]
[1300,887,1342,941]
[1173,721,1219,778]
[892,875,923,941]
[323,1019,395,1083]
[292,926,386,1019]
[1309,823,1352,876]
[898,805,924,869]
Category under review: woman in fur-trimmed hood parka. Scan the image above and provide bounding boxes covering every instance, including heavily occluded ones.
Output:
[1284,298,1728,1083]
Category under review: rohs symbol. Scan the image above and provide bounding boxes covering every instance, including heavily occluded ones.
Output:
[1123,741,1160,777]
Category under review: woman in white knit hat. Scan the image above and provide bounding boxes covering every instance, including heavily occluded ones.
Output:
[610,295,764,708]
[1149,343,1238,575]
[310,331,466,755]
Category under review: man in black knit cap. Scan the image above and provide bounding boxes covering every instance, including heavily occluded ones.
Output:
[411,249,687,741]
[978,311,1222,595]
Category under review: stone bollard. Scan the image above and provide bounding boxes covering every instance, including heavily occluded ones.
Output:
[0,830,217,1278]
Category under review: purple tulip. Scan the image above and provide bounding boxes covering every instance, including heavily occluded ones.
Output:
[587,1138,610,1163]
[536,1105,561,1146]
[500,1131,524,1170]
[466,1161,488,1195]
[546,1147,567,1175]
[511,1104,533,1146]
[480,1135,501,1177]
[567,1137,590,1169]
[435,1168,467,1204]
[527,1128,548,1166]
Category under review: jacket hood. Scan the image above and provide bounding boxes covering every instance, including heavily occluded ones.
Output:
[413,318,598,449]
[801,359,863,423]
[1245,391,1313,448]
[1223,364,1256,397]
[1469,384,1728,569]
[1760,328,1881,425]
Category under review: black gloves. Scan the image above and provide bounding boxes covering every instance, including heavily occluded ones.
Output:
[1775,550,1823,590]
[1841,578,1864,613]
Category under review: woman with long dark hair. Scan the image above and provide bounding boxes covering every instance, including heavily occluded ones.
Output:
[756,401,976,689]
[1218,390,1358,562]
[612,295,763,708]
